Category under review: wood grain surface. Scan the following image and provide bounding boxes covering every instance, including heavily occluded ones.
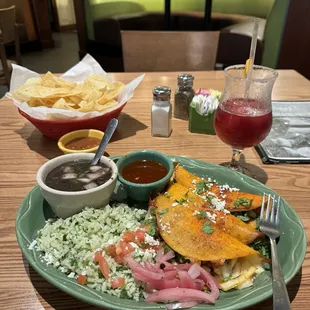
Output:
[0,70,309,310]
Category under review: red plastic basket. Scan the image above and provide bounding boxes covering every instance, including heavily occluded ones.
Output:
[18,104,126,140]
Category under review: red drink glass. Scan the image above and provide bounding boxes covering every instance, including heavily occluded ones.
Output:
[214,65,278,173]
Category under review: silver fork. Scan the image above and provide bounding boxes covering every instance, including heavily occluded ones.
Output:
[260,194,291,310]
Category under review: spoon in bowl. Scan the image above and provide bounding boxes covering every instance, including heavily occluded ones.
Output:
[91,118,118,166]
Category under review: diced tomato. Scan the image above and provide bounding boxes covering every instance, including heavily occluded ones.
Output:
[116,246,123,255]
[150,244,160,251]
[94,250,109,279]
[106,245,117,257]
[77,274,87,285]
[139,225,148,231]
[114,255,124,265]
[123,231,135,242]
[94,250,103,261]
[111,277,125,289]
[98,257,110,279]
[135,229,145,243]
[119,240,134,256]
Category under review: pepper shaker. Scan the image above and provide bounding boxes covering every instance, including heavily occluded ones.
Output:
[151,86,172,137]
[174,74,195,120]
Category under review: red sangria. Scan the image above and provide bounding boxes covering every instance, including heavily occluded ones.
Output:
[215,64,278,174]
[214,98,272,149]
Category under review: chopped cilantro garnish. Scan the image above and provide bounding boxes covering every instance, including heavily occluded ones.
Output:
[175,252,189,264]
[175,198,186,205]
[150,208,156,216]
[250,238,271,259]
[147,224,157,236]
[164,244,173,254]
[196,180,209,194]
[185,191,189,197]
[188,197,194,202]
[233,197,253,208]
[143,217,157,236]
[202,221,214,234]
[164,192,172,198]
[120,288,130,299]
[234,212,251,222]
[196,211,208,219]
[205,195,214,203]
[70,259,77,267]
[157,208,169,216]
[223,275,232,282]
[116,266,127,272]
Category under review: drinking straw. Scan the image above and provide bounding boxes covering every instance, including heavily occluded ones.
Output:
[244,18,260,99]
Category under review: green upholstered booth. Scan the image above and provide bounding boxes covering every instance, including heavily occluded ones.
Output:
[74,0,289,71]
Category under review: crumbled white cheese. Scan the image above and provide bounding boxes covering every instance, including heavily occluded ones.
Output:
[219,184,240,192]
[229,187,239,192]
[192,210,200,216]
[206,211,217,223]
[211,197,226,211]
[172,202,178,207]
[160,222,171,234]
[130,242,139,249]
[144,234,160,246]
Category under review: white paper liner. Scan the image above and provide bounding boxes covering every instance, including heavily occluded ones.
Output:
[6,54,145,120]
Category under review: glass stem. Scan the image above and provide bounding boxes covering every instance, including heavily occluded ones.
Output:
[230,149,242,170]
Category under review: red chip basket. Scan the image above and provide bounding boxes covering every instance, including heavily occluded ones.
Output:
[18,104,126,140]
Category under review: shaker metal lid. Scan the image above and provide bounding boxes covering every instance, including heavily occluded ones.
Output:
[153,86,171,100]
[178,73,194,82]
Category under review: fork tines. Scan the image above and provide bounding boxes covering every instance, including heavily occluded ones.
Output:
[260,193,280,225]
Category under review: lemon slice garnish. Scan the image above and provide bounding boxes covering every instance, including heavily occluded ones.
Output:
[244,59,252,76]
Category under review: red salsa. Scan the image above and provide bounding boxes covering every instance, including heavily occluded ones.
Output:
[121,160,168,184]
[65,136,101,150]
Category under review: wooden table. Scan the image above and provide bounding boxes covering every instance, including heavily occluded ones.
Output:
[1,70,309,309]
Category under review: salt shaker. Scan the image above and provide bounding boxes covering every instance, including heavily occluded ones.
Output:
[174,74,195,120]
[151,86,172,137]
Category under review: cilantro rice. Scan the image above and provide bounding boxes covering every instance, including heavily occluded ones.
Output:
[34,203,158,301]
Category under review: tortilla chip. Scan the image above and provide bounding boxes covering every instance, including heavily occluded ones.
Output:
[94,100,118,112]
[83,74,111,91]
[24,77,42,85]
[52,98,76,110]
[154,194,257,261]
[78,100,95,112]
[28,99,43,107]
[84,89,102,103]
[41,72,77,89]
[12,73,123,113]
[98,82,124,105]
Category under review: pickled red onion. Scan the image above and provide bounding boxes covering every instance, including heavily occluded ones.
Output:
[145,288,216,304]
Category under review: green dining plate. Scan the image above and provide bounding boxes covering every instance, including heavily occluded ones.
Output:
[16,156,307,310]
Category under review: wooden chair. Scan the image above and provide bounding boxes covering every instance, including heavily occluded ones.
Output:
[0,5,21,88]
[121,31,219,72]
